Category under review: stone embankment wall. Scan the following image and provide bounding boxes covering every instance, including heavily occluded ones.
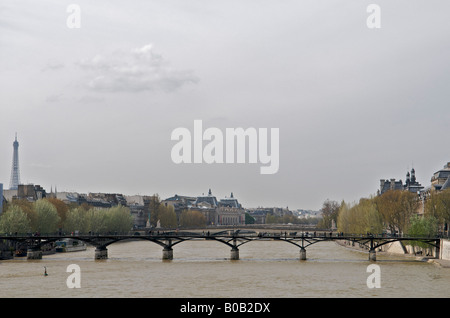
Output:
[336,239,440,258]
[440,239,450,260]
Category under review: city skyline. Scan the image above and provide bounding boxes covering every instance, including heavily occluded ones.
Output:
[1,1,450,210]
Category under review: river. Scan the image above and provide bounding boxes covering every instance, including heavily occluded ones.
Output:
[0,239,449,298]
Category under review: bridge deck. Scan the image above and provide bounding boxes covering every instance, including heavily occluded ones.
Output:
[0,231,441,261]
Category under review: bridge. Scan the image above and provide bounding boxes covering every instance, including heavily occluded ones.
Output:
[0,230,441,261]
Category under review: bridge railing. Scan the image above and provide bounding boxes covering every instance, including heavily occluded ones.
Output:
[1,230,446,240]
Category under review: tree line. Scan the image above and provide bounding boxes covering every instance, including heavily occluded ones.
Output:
[319,189,450,238]
[145,194,208,228]
[0,196,213,234]
[0,198,133,234]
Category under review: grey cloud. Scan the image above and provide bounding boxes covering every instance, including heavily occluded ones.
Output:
[77,44,199,93]
[76,95,105,104]
[45,94,63,103]
[42,61,65,72]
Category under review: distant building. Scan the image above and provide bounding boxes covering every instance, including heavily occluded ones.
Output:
[215,206,245,225]
[54,191,151,228]
[246,209,266,224]
[55,192,127,208]
[379,179,404,194]
[163,189,246,226]
[218,192,242,209]
[87,192,127,208]
[379,168,424,195]
[431,162,450,191]
[195,189,218,208]
[162,194,196,211]
[246,206,293,224]
[162,194,197,224]
[14,184,47,201]
[295,209,321,219]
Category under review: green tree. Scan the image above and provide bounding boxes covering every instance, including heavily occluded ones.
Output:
[11,199,37,230]
[374,190,419,235]
[265,214,277,224]
[34,199,60,234]
[407,215,438,249]
[63,207,90,234]
[397,191,420,234]
[45,198,69,228]
[105,205,133,233]
[439,189,450,229]
[63,205,133,234]
[148,194,160,227]
[374,190,401,234]
[245,213,255,225]
[0,205,31,234]
[157,205,177,228]
[88,209,107,233]
[337,199,383,235]
[180,209,206,227]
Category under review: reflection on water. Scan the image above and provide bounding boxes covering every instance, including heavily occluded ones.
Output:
[1,240,449,298]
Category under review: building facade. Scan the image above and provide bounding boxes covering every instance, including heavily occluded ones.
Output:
[162,189,246,226]
[431,162,450,191]
[379,168,424,195]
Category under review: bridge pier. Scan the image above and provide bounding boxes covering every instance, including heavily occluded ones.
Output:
[299,247,306,261]
[369,249,376,261]
[230,247,239,260]
[95,247,108,260]
[27,248,42,260]
[162,247,173,260]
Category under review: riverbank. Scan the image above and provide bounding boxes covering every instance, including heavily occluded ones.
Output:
[336,238,450,268]
[335,239,438,263]
[427,258,450,268]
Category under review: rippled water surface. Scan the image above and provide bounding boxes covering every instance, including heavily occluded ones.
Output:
[1,240,449,298]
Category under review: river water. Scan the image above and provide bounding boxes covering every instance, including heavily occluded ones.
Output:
[0,239,449,298]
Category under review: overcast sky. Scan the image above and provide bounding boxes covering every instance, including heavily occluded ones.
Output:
[1,0,449,210]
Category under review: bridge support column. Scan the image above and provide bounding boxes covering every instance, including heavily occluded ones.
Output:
[369,249,376,261]
[95,247,108,260]
[299,248,306,261]
[27,248,42,260]
[230,247,239,260]
[162,247,173,260]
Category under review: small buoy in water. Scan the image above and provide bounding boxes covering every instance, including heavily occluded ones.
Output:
[44,266,48,276]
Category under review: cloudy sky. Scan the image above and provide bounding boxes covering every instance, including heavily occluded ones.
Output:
[1,0,449,210]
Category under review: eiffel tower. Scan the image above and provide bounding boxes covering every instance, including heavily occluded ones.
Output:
[9,133,21,190]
